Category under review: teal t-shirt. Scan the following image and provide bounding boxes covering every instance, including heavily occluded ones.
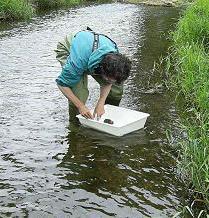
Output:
[56,31,119,88]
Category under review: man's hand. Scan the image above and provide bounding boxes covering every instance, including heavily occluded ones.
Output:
[93,83,112,120]
[57,85,93,119]
[78,105,93,119]
[93,103,105,120]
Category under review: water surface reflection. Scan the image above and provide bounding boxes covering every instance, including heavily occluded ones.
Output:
[0,3,187,217]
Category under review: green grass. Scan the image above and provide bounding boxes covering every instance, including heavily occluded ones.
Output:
[33,0,82,10]
[0,0,34,20]
[0,0,88,20]
[167,0,209,214]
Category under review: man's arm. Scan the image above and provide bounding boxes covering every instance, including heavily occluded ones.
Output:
[93,83,112,119]
[57,85,93,119]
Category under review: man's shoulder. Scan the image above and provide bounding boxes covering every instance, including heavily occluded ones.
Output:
[74,30,93,39]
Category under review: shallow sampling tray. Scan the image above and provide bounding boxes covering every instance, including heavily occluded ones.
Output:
[76,104,150,136]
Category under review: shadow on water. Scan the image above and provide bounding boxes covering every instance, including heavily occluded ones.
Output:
[0,3,189,217]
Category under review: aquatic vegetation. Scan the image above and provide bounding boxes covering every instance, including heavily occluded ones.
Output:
[0,0,34,20]
[167,0,209,214]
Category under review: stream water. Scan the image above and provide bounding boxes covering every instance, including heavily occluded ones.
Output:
[0,3,188,217]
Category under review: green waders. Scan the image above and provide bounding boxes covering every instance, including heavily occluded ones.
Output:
[55,35,123,120]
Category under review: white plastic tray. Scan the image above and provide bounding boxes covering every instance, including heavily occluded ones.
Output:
[76,104,150,136]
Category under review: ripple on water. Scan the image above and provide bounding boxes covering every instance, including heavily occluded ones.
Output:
[0,3,186,217]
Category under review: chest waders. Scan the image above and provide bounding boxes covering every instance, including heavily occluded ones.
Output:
[55,28,123,120]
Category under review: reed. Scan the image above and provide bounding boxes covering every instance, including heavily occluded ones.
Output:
[167,0,209,214]
[0,0,33,20]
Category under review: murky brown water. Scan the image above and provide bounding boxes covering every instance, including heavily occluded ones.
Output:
[0,3,187,217]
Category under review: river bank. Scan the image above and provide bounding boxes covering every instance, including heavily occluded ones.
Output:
[125,0,180,7]
[167,0,209,215]
[0,0,82,21]
[0,0,186,21]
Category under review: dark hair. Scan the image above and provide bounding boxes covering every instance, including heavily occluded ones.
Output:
[99,53,132,84]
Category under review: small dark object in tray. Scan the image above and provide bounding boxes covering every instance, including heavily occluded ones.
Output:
[104,119,114,124]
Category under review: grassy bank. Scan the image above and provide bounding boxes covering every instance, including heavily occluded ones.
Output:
[125,0,179,7]
[33,0,81,10]
[167,0,209,215]
[0,0,83,20]
[0,0,34,20]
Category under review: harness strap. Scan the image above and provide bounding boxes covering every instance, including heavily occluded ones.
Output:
[92,33,99,52]
[74,27,118,52]
[87,27,118,52]
[99,33,117,49]
[87,26,93,31]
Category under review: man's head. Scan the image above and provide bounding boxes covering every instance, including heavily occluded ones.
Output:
[99,53,132,85]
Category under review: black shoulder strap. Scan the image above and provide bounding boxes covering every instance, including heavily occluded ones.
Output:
[75,27,118,52]
[87,26,93,31]
[92,33,99,52]
[99,33,118,50]
[86,27,99,51]
[91,32,118,52]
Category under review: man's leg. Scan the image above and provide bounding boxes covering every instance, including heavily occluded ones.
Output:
[105,83,123,106]
[68,74,89,121]
[92,75,123,106]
